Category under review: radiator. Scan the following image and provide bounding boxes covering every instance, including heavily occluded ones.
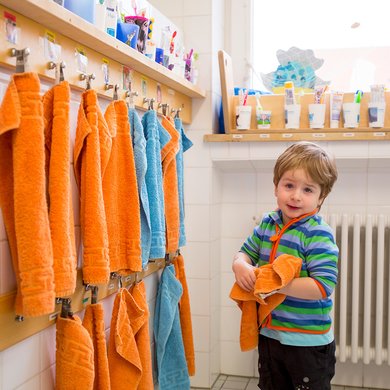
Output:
[322,214,390,366]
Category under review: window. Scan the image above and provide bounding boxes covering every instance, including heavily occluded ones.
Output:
[252,0,390,92]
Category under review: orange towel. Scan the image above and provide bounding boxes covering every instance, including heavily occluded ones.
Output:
[42,81,77,297]
[174,254,195,375]
[56,315,95,390]
[0,72,55,317]
[229,254,302,351]
[82,303,111,390]
[103,101,141,274]
[108,288,143,389]
[73,89,111,285]
[129,281,154,389]
[161,116,180,252]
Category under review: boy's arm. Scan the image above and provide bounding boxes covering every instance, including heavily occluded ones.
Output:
[278,277,323,300]
[232,252,256,292]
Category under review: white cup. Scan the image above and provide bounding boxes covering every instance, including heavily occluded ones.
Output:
[236,105,252,130]
[308,103,326,129]
[285,104,301,129]
[368,102,386,128]
[343,102,360,128]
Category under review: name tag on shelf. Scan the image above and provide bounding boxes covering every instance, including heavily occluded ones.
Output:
[343,132,355,137]
[282,133,293,138]
[373,132,386,137]
[232,134,243,139]
[259,134,270,138]
[312,133,326,138]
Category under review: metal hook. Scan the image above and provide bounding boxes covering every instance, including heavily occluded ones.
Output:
[85,284,99,304]
[175,107,182,119]
[126,90,138,108]
[158,103,169,117]
[105,83,114,91]
[48,61,66,83]
[143,97,155,111]
[170,108,176,117]
[58,298,73,318]
[80,73,95,90]
[10,47,30,73]
[110,272,123,289]
[113,84,119,100]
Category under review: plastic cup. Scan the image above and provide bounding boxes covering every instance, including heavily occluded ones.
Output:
[368,102,386,128]
[308,103,326,129]
[236,105,252,130]
[285,104,301,129]
[116,22,139,49]
[124,16,150,54]
[343,102,360,128]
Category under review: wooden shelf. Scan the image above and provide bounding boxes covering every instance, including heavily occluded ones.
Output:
[0,259,165,351]
[204,128,390,142]
[0,0,206,99]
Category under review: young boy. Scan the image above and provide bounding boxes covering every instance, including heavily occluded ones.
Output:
[232,141,339,390]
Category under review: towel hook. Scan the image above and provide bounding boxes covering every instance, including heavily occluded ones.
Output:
[48,61,66,83]
[170,108,176,117]
[80,73,95,90]
[10,47,30,73]
[85,284,99,304]
[57,297,73,318]
[126,88,138,108]
[143,97,155,111]
[113,84,119,100]
[110,272,123,289]
[158,103,169,117]
[175,107,182,119]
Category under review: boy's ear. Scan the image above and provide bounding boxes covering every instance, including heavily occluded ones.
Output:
[274,185,278,197]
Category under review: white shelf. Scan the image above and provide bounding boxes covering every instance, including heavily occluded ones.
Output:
[0,0,206,98]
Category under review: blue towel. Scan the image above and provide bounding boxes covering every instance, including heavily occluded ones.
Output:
[174,118,193,247]
[141,110,170,259]
[128,108,151,268]
[154,265,190,390]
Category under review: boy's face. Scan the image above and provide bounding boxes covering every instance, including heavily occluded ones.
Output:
[274,168,324,224]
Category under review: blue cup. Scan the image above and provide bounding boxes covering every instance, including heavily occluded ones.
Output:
[116,22,139,49]
[155,48,164,65]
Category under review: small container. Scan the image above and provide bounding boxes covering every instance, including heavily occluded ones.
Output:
[124,16,150,54]
[308,103,326,129]
[116,22,139,49]
[236,105,252,130]
[256,109,271,129]
[368,102,386,128]
[285,104,301,129]
[155,48,164,65]
[343,102,360,128]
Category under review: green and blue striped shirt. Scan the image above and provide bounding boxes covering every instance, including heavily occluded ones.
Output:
[240,209,339,345]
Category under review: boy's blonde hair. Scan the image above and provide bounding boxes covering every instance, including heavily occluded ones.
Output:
[273,141,338,200]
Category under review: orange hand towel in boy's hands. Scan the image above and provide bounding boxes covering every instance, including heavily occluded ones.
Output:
[56,315,95,390]
[230,254,302,351]
[82,303,111,390]
[161,117,180,252]
[174,254,196,375]
[104,101,141,274]
[42,81,77,297]
[73,89,111,285]
[0,72,55,317]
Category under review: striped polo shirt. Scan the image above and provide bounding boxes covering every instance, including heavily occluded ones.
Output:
[240,209,339,337]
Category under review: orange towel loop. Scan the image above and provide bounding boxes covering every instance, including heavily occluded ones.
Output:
[143,97,155,110]
[85,284,99,304]
[9,47,30,73]
[79,72,96,90]
[57,297,73,319]
[47,61,66,82]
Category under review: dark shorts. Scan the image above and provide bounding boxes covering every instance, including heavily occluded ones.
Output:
[258,334,336,390]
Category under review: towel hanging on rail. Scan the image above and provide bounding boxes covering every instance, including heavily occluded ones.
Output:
[82,303,111,390]
[128,107,151,269]
[73,89,111,285]
[174,117,193,248]
[161,116,180,253]
[141,110,170,259]
[0,72,55,317]
[104,100,142,274]
[42,80,77,297]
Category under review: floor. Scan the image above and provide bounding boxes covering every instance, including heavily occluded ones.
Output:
[191,375,388,390]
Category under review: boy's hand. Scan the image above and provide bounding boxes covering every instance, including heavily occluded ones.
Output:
[232,254,256,292]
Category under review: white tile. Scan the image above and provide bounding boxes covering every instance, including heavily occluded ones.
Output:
[227,143,250,160]
[210,273,221,314]
[220,306,241,341]
[220,341,256,377]
[255,170,275,204]
[220,237,246,273]
[222,172,257,204]
[209,239,221,278]
[368,140,390,158]
[190,351,211,388]
[187,278,210,316]
[190,95,213,133]
[210,342,221,386]
[101,293,116,329]
[185,204,210,241]
[182,15,212,54]
[144,270,160,301]
[184,130,212,168]
[220,272,236,308]
[183,0,211,16]
[40,325,56,370]
[367,170,390,205]
[40,365,55,390]
[184,167,212,204]
[150,0,183,18]
[210,143,229,161]
[2,334,40,389]
[328,141,368,159]
[210,204,221,241]
[183,241,210,279]
[15,376,40,390]
[328,171,368,205]
[0,240,16,295]
[192,315,210,352]
[221,203,257,238]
